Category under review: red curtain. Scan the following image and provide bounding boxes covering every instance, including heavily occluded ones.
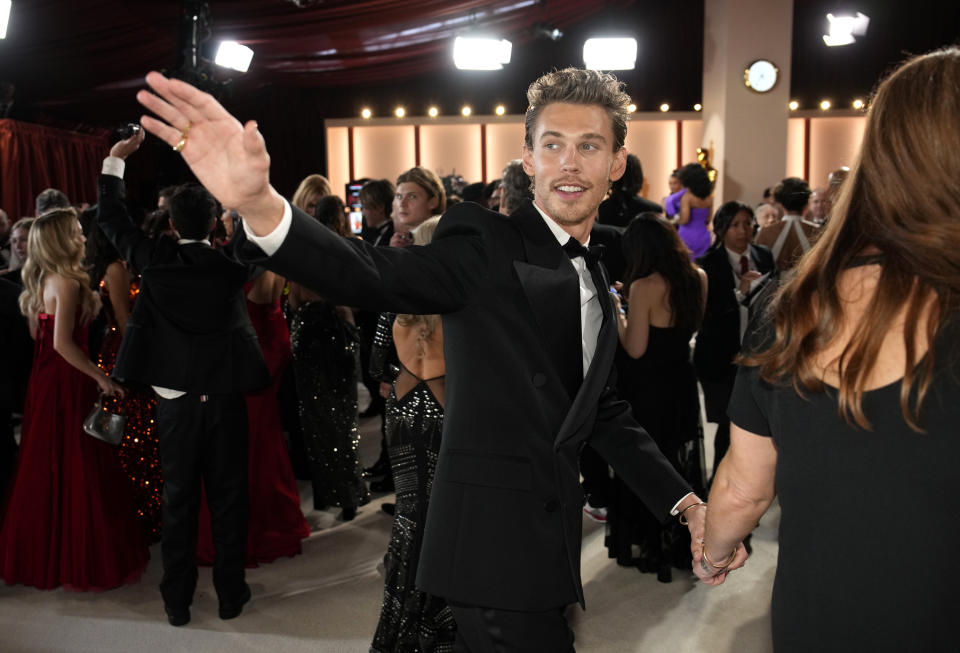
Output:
[0,119,109,219]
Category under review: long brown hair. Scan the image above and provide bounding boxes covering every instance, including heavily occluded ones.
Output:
[744,47,960,431]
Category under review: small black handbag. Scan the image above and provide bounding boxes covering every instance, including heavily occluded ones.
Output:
[83,394,126,445]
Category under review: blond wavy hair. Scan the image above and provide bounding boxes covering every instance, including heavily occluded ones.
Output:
[395,216,443,353]
[19,208,99,323]
[291,174,332,212]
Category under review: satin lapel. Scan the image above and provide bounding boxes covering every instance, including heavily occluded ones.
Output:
[554,260,617,450]
[511,202,582,401]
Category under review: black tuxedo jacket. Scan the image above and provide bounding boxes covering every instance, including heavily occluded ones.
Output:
[693,243,775,383]
[236,199,689,610]
[96,175,268,394]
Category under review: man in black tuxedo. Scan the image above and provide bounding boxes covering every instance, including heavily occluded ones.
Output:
[96,132,269,627]
[694,201,776,474]
[137,67,743,650]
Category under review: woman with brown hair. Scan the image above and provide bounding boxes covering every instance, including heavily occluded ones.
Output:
[697,48,960,652]
[605,213,707,581]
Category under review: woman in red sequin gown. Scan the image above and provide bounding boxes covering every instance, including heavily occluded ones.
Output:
[97,259,162,541]
[196,266,309,565]
[0,209,148,590]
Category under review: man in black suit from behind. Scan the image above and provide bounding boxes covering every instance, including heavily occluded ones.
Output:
[96,131,268,627]
[694,201,775,474]
[137,67,747,650]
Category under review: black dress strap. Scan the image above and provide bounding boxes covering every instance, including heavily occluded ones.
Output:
[845,253,885,268]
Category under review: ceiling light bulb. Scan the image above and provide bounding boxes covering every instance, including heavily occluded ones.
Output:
[627,103,637,113]
[659,103,670,112]
[820,99,831,110]
[394,107,406,118]
[361,108,372,119]
[852,98,864,110]
[694,103,702,111]
[428,106,439,118]
[461,105,472,117]
[495,105,506,116]
[789,100,799,111]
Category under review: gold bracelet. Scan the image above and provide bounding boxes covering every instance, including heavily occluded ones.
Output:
[677,501,706,525]
[701,543,737,569]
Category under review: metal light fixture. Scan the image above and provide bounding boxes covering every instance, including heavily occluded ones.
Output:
[214,41,254,72]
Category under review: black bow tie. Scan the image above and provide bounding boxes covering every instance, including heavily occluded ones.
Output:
[562,237,604,270]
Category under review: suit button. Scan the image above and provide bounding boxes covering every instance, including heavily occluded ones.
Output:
[532,373,547,387]
[543,498,559,512]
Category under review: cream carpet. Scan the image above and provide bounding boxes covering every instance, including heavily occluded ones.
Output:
[0,392,777,653]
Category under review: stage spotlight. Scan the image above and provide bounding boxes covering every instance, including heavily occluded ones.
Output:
[394,107,405,118]
[428,106,439,118]
[461,105,472,117]
[453,37,512,70]
[694,103,702,111]
[361,108,372,119]
[820,99,832,110]
[495,105,506,116]
[0,0,11,39]
[789,100,799,111]
[823,12,870,47]
[215,41,254,72]
[659,103,670,112]
[583,37,637,70]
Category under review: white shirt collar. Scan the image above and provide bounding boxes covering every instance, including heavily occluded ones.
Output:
[725,245,749,270]
[532,201,591,247]
[177,238,211,246]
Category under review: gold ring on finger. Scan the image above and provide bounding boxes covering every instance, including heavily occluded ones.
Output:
[173,135,187,152]
[181,121,192,136]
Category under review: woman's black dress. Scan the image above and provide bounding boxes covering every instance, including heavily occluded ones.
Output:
[290,300,369,512]
[371,316,455,652]
[729,323,960,652]
[605,325,706,581]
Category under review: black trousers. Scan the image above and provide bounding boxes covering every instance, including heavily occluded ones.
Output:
[156,392,248,610]
[449,602,575,652]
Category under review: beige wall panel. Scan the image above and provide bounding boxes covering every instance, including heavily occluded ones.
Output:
[785,118,806,181]
[809,116,866,190]
[420,124,482,182]
[625,120,676,206]
[681,119,705,170]
[353,125,416,181]
[325,126,350,201]
[485,122,526,180]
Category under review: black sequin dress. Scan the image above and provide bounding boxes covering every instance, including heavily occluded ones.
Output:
[289,300,369,512]
[371,316,456,653]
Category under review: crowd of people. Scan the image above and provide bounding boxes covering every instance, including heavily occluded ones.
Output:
[0,46,957,652]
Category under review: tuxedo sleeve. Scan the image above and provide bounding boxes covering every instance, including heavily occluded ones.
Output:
[588,377,692,523]
[233,201,487,315]
[96,174,163,274]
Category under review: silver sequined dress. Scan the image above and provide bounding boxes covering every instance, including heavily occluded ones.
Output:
[371,317,455,652]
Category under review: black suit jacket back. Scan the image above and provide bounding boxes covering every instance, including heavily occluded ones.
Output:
[694,243,775,382]
[96,175,268,394]
[235,199,689,611]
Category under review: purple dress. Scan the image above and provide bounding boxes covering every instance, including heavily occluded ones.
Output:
[666,189,711,259]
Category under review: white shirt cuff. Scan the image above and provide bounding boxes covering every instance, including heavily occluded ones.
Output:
[241,198,292,257]
[102,156,125,178]
[670,492,697,516]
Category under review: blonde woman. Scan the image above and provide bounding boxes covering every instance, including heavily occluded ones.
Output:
[0,208,148,590]
[372,216,456,651]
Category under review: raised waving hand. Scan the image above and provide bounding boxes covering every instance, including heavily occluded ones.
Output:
[136,71,285,235]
